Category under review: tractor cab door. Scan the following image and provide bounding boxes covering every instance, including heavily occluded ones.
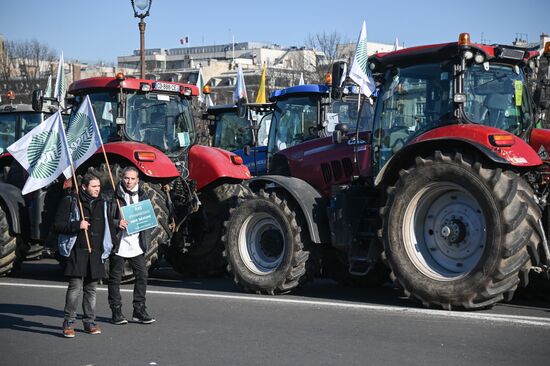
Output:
[371,62,453,177]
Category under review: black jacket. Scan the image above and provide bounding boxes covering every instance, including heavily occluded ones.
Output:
[54,191,115,279]
[111,182,153,255]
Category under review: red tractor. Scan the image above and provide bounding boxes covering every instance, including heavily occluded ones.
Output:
[222,33,550,309]
[3,74,251,280]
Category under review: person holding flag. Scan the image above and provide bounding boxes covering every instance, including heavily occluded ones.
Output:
[54,172,114,338]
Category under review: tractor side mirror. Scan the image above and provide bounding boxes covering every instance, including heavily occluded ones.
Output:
[332,123,349,144]
[237,98,247,119]
[244,145,251,156]
[31,89,44,111]
[331,61,348,99]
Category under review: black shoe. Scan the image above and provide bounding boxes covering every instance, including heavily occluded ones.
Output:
[132,305,155,324]
[111,306,128,325]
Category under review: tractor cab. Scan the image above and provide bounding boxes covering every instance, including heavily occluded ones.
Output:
[203,102,273,175]
[368,33,539,180]
[67,74,198,159]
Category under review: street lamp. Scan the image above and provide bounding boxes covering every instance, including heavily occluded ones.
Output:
[130,0,152,79]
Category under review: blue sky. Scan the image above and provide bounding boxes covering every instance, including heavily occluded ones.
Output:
[0,0,548,64]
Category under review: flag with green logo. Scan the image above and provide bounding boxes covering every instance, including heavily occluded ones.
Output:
[7,112,71,195]
[63,95,103,179]
[196,66,206,104]
[349,21,375,97]
[53,52,65,108]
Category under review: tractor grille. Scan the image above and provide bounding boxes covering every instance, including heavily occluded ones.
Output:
[321,158,354,184]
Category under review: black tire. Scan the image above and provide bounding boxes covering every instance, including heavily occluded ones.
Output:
[0,206,17,276]
[222,189,317,294]
[381,151,540,310]
[87,163,172,283]
[167,183,249,276]
[321,247,389,287]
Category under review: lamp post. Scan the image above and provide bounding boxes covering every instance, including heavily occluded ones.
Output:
[130,0,152,79]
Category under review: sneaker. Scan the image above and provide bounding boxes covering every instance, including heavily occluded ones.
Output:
[62,320,75,338]
[111,306,128,325]
[83,322,101,335]
[132,305,155,324]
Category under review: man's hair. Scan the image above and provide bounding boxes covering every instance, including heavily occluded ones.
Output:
[81,172,100,186]
[121,166,139,177]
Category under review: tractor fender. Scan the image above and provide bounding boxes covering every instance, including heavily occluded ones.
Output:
[98,141,179,179]
[376,125,542,187]
[0,183,24,234]
[248,175,330,244]
[188,145,251,191]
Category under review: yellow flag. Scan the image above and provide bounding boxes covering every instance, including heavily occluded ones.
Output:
[256,63,267,103]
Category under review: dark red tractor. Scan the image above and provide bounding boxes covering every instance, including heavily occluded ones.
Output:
[222,33,550,309]
[4,74,251,280]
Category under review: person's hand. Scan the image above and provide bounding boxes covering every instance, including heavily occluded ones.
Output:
[119,219,128,230]
[80,220,90,230]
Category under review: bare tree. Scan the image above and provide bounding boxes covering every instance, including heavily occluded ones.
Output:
[0,38,56,103]
[305,31,349,83]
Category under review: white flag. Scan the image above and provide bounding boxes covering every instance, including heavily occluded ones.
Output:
[196,66,206,104]
[349,21,376,97]
[44,75,52,98]
[63,95,103,179]
[298,72,305,85]
[206,94,214,107]
[394,37,399,51]
[233,64,248,103]
[53,51,66,108]
[7,112,71,195]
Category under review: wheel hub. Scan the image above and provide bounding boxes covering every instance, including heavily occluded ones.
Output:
[403,183,487,281]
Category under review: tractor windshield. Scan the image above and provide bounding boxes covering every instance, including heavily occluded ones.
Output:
[213,111,253,151]
[0,112,50,154]
[126,92,195,155]
[373,62,453,171]
[268,96,319,155]
[463,64,533,134]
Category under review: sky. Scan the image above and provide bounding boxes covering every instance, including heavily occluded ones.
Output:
[0,0,548,64]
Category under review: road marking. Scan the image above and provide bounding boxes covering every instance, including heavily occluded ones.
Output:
[1,281,549,328]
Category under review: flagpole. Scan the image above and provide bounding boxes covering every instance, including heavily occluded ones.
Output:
[68,154,93,254]
[99,144,124,219]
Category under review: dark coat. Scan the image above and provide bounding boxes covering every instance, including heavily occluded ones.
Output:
[110,182,153,255]
[54,192,115,279]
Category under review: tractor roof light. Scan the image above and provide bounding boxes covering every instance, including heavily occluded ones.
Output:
[6,90,15,100]
[324,72,332,86]
[544,42,550,56]
[463,50,474,60]
[116,72,125,81]
[458,33,471,46]
[474,53,485,64]
[202,85,211,95]
[489,134,515,147]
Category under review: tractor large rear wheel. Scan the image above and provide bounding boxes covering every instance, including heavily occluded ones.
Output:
[381,151,540,310]
[0,205,17,276]
[222,189,318,294]
[167,183,249,276]
[88,163,172,283]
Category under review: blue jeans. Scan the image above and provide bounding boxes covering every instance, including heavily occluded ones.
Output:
[64,277,98,324]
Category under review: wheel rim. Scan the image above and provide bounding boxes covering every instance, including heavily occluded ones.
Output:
[238,212,285,275]
[402,182,487,281]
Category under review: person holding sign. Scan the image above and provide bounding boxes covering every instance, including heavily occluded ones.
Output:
[108,166,156,325]
[55,173,114,338]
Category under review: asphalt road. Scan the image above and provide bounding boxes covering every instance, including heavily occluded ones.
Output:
[0,259,549,366]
